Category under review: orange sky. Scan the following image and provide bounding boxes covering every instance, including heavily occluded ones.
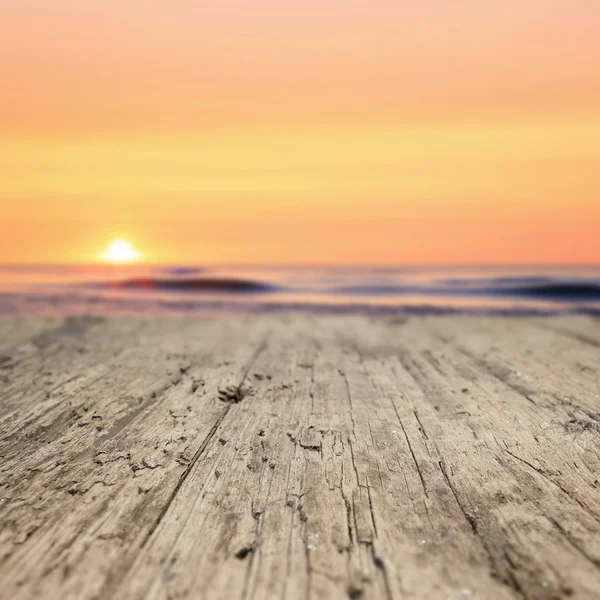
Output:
[1,0,599,264]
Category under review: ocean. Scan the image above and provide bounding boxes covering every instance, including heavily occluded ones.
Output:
[0,264,599,316]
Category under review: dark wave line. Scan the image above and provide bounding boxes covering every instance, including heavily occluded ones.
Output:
[494,282,600,300]
[79,276,600,301]
[333,281,600,301]
[108,277,279,294]
[442,276,557,286]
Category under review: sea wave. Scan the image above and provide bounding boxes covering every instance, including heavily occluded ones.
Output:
[102,277,279,294]
[442,276,557,286]
[3,290,600,317]
[334,280,600,301]
[2,265,600,316]
[493,282,600,300]
[161,267,204,276]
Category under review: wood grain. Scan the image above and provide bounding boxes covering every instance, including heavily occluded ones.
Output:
[0,316,599,599]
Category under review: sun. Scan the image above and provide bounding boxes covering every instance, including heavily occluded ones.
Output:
[100,239,141,263]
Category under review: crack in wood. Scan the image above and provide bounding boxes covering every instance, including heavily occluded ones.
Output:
[399,421,429,499]
[501,446,600,524]
[98,341,267,598]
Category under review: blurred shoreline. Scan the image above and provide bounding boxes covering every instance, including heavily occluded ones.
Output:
[0,264,599,316]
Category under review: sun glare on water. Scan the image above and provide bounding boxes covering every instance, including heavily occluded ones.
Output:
[100,239,141,263]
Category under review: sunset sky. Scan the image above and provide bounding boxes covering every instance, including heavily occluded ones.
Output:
[1,0,599,264]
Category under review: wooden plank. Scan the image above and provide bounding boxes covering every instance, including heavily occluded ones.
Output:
[379,318,600,598]
[426,317,600,427]
[0,316,62,357]
[1,316,268,599]
[537,316,600,348]
[0,317,152,428]
[0,316,599,600]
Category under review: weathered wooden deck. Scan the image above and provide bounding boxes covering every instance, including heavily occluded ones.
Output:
[0,315,599,599]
